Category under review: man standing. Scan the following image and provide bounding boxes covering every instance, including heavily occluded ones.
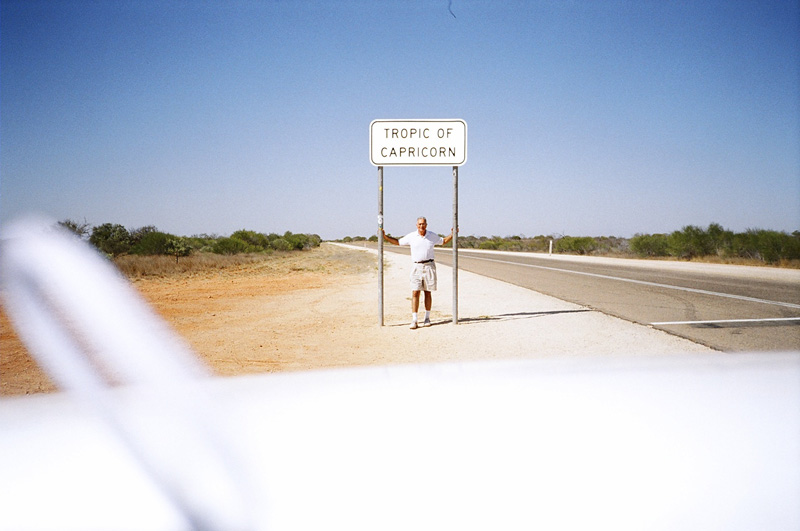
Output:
[382,217,454,329]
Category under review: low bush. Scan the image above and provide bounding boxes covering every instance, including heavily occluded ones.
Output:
[283,231,322,250]
[555,236,596,255]
[667,225,714,259]
[457,235,551,252]
[631,224,799,265]
[733,229,800,264]
[270,237,293,252]
[65,220,324,264]
[130,231,173,255]
[231,230,269,250]
[212,237,259,255]
[185,235,218,252]
[630,233,669,257]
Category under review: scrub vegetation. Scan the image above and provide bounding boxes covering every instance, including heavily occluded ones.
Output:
[338,223,800,267]
[629,223,800,265]
[59,219,799,270]
[57,219,322,277]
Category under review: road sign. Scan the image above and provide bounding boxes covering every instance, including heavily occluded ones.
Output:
[370,119,467,167]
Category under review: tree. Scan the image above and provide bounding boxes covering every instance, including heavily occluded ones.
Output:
[164,237,193,263]
[129,225,159,247]
[130,231,171,255]
[89,223,131,257]
[58,218,90,240]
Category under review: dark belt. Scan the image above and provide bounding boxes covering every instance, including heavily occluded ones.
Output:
[415,259,434,264]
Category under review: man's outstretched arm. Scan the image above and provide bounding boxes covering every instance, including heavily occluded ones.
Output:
[381,229,399,245]
[441,228,457,245]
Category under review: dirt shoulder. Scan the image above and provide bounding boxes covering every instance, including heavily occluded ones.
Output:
[1,243,713,396]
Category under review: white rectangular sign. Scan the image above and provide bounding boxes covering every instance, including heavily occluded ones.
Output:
[370,119,467,166]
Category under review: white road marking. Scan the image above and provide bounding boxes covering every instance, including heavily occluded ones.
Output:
[651,317,800,326]
[462,254,800,310]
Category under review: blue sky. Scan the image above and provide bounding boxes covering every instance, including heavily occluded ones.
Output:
[2,0,798,240]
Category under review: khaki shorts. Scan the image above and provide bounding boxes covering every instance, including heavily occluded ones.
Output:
[410,262,437,291]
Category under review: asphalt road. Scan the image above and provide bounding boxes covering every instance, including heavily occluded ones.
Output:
[381,245,800,352]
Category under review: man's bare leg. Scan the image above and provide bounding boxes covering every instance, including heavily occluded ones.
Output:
[410,290,421,329]
[423,290,432,326]
[411,290,421,312]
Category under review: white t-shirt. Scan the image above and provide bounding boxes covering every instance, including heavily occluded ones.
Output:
[398,230,443,262]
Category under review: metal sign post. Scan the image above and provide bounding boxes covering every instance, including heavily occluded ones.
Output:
[378,166,384,326]
[452,165,458,324]
[371,119,467,326]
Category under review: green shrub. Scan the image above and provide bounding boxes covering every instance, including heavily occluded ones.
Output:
[706,223,734,256]
[630,233,669,257]
[130,231,173,255]
[185,235,218,252]
[90,223,131,257]
[212,237,258,255]
[667,225,714,259]
[595,236,629,254]
[734,229,800,264]
[231,230,269,250]
[270,237,293,252]
[281,231,321,250]
[283,231,306,250]
[555,236,596,255]
[630,223,798,264]
[164,237,193,263]
[129,225,158,246]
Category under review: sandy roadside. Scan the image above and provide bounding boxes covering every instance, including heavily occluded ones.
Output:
[0,243,714,395]
[168,242,713,375]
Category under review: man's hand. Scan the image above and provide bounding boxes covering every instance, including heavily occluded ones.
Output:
[443,227,458,245]
[382,229,399,246]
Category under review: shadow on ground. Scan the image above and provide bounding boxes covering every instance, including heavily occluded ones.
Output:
[387,309,592,327]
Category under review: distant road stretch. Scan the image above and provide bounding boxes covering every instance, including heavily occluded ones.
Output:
[382,246,800,352]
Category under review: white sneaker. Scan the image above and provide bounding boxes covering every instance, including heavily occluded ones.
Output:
[410,321,418,329]
[423,318,432,327]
